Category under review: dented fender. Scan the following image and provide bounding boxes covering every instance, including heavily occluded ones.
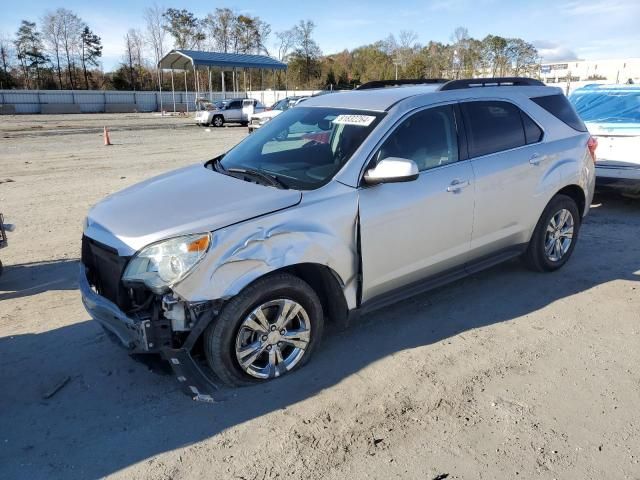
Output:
[173,183,361,309]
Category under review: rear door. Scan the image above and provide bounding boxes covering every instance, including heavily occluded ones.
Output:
[359,104,475,302]
[225,99,243,122]
[460,100,545,259]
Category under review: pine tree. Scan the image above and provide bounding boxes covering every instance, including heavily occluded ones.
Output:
[80,26,102,89]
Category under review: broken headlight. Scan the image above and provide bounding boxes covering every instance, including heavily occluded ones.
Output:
[122,233,211,293]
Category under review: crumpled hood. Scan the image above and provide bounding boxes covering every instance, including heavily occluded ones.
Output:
[85,164,301,255]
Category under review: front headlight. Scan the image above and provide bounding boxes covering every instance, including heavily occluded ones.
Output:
[122,233,211,293]
[259,117,271,124]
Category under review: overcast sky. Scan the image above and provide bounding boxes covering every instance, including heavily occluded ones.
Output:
[2,0,639,70]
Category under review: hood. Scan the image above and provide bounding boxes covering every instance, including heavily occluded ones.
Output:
[250,110,282,120]
[85,164,301,255]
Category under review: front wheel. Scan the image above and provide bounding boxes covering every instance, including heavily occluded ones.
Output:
[522,194,581,272]
[204,273,324,386]
[212,115,224,128]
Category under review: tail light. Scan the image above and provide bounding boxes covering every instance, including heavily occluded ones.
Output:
[587,136,598,163]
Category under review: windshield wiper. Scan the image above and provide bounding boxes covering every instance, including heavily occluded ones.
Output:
[226,167,289,189]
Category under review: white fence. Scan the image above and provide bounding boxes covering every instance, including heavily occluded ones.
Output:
[0,89,320,114]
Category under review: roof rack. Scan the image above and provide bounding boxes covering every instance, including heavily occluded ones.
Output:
[439,77,545,91]
[356,79,447,90]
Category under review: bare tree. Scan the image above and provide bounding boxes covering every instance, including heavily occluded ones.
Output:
[123,29,143,90]
[275,28,296,61]
[0,33,15,88]
[41,11,64,88]
[396,30,418,71]
[144,3,167,88]
[56,9,83,89]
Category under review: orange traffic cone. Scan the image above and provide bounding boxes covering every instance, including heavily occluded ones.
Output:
[103,126,112,146]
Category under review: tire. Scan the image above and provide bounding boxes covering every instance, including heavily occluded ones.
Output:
[212,115,224,128]
[522,194,581,272]
[204,273,324,387]
[240,121,248,127]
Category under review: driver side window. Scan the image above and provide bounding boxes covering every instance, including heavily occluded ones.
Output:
[377,105,459,171]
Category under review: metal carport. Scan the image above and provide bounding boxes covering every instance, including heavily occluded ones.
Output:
[157,49,287,113]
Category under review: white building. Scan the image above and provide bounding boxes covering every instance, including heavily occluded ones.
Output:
[540,58,640,85]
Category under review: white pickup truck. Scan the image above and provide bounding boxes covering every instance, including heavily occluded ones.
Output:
[247,96,308,133]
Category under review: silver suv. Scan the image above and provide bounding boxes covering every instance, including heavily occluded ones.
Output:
[195,98,265,127]
[81,77,595,399]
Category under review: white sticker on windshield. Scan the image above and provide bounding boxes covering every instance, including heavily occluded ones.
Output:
[332,114,376,127]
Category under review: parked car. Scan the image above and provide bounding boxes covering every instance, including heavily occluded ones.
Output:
[0,213,16,276]
[248,96,308,133]
[569,84,640,197]
[195,98,265,127]
[81,77,595,399]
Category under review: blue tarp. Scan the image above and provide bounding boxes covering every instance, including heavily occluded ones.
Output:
[569,86,640,124]
[158,49,287,71]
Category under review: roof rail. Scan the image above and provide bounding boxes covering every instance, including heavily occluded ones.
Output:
[356,79,447,90]
[439,77,545,91]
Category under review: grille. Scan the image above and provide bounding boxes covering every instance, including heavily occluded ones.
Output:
[82,235,130,308]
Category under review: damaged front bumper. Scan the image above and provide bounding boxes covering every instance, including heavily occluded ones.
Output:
[79,265,220,402]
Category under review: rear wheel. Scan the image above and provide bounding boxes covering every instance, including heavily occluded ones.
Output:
[204,273,324,386]
[212,115,224,127]
[522,194,581,272]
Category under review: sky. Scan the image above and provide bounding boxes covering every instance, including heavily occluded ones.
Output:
[2,0,639,71]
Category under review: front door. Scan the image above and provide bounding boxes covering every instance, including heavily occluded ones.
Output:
[359,104,475,303]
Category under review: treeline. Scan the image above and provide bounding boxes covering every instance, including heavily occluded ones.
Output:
[0,8,540,91]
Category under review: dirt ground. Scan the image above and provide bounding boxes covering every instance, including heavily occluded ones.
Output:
[1,114,639,480]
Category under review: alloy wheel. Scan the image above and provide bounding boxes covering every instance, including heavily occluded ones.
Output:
[234,299,311,379]
[544,208,574,262]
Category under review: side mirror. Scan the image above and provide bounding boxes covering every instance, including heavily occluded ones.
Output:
[363,157,419,185]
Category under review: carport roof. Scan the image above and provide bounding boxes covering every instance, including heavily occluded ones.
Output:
[158,49,287,71]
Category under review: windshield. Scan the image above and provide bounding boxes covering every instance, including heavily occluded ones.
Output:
[569,88,640,123]
[217,107,384,190]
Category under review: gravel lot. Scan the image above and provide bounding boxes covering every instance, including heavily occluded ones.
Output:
[1,114,639,480]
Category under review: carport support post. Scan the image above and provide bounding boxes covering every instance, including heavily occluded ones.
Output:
[221,69,226,99]
[184,71,189,114]
[193,65,199,106]
[171,69,176,113]
[208,67,212,102]
[158,68,163,115]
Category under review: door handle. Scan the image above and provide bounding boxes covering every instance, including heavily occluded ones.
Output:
[529,153,542,165]
[446,179,470,193]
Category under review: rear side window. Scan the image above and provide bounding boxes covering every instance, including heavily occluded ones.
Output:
[531,94,587,132]
[522,112,543,144]
[461,101,525,157]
